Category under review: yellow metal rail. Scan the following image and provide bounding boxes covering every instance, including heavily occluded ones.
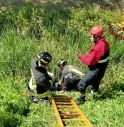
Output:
[51,95,93,127]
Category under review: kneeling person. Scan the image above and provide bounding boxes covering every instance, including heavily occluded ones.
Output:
[28,51,53,103]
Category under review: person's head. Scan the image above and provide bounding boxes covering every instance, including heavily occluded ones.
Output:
[57,59,67,70]
[37,51,52,68]
[90,25,103,42]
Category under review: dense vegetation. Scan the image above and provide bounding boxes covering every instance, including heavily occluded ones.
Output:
[0,1,124,127]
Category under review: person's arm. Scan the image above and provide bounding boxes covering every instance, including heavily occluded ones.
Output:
[77,46,103,66]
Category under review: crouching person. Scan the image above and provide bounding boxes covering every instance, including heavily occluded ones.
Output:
[28,51,53,103]
[56,59,84,92]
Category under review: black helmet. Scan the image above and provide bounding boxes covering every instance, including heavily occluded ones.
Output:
[57,59,67,67]
[37,51,52,65]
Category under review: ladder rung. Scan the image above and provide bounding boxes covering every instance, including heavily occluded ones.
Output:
[56,102,72,104]
[57,106,74,108]
[60,113,81,116]
[58,110,76,113]
[54,97,71,99]
[55,100,71,102]
[54,98,71,100]
[62,119,83,122]
[54,96,71,98]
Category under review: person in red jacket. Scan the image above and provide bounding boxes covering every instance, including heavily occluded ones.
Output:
[76,25,109,104]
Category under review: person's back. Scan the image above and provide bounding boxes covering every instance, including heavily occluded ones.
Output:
[57,59,84,91]
[62,65,84,79]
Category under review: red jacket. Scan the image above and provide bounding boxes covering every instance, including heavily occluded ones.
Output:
[77,38,109,66]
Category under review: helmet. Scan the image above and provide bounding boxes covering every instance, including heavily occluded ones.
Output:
[57,59,67,67]
[37,51,52,65]
[90,25,103,36]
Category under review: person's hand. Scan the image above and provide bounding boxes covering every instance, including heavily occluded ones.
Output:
[77,53,82,59]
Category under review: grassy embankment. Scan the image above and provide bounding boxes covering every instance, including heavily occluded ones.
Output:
[0,2,124,127]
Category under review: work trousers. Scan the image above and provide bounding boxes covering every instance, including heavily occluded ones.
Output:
[64,74,81,90]
[77,63,108,94]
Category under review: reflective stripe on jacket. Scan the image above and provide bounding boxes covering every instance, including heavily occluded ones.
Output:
[30,58,53,98]
[98,56,109,63]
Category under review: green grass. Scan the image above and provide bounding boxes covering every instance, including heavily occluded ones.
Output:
[0,77,123,127]
[0,2,124,127]
[82,94,124,127]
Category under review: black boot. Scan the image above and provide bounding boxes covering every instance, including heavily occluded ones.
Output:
[76,94,86,104]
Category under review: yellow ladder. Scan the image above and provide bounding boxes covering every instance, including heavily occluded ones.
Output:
[51,95,93,127]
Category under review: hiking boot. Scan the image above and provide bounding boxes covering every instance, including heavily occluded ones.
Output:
[75,95,86,104]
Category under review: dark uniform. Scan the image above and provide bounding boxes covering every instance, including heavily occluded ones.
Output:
[28,51,52,101]
[77,37,109,93]
[30,58,52,94]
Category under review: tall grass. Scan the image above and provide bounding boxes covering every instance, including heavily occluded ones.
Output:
[0,29,37,78]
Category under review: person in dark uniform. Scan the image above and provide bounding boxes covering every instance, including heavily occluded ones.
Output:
[28,51,53,103]
[76,25,109,104]
[55,59,84,92]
